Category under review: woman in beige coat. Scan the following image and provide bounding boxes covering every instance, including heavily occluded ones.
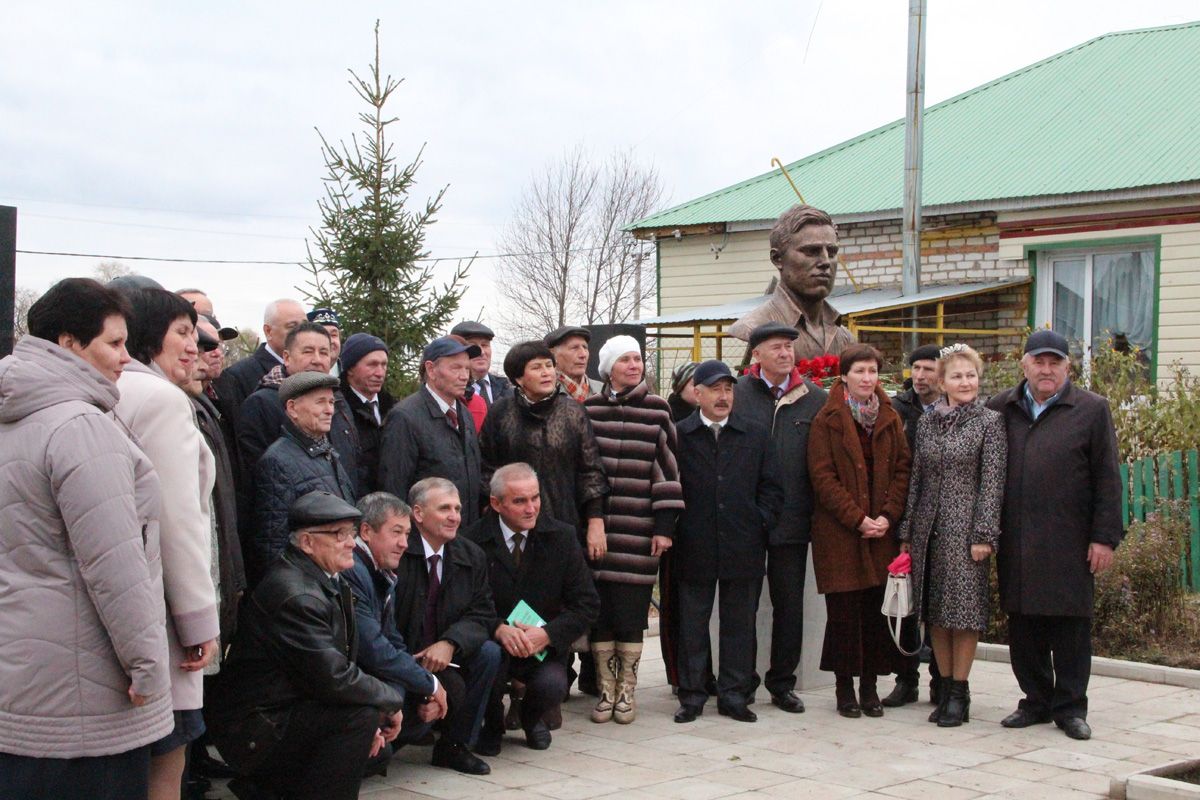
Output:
[0,279,173,800]
[115,286,219,800]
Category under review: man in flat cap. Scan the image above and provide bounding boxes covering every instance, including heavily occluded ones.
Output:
[451,321,512,412]
[379,335,486,526]
[733,322,827,714]
[987,330,1124,741]
[728,204,856,362]
[208,491,404,800]
[252,371,357,584]
[886,343,944,707]
[673,360,783,724]
[340,333,395,494]
[544,325,601,402]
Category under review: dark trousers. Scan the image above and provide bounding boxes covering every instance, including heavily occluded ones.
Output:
[433,640,501,747]
[764,542,807,697]
[677,577,761,709]
[821,586,898,676]
[484,656,570,736]
[216,702,380,800]
[896,616,940,684]
[0,745,151,800]
[1008,612,1091,720]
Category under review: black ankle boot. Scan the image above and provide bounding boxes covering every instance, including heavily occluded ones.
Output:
[938,680,970,727]
[928,676,952,723]
[835,674,860,718]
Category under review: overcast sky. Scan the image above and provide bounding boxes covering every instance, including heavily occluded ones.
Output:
[4,1,1195,335]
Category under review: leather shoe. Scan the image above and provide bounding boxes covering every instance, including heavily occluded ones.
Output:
[1000,708,1053,728]
[673,704,702,723]
[524,721,552,750]
[861,698,884,717]
[431,741,491,775]
[881,680,918,707]
[1057,717,1092,740]
[770,691,805,713]
[837,701,862,718]
[717,702,757,723]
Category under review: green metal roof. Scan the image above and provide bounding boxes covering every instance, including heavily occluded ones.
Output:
[630,21,1200,231]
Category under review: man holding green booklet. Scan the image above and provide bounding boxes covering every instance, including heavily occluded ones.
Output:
[464,463,600,754]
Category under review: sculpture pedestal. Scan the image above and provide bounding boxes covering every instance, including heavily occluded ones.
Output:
[709,548,832,693]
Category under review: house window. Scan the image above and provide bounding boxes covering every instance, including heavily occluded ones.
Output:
[1035,246,1155,362]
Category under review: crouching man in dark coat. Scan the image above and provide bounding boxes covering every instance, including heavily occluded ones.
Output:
[207,491,404,800]
[464,463,600,753]
[987,330,1124,741]
[673,360,784,724]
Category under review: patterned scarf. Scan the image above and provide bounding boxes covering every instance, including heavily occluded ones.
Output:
[845,389,880,433]
[558,371,591,404]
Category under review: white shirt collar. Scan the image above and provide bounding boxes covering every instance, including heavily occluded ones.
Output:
[698,411,728,429]
[497,516,527,549]
[350,385,378,405]
[264,343,286,365]
[351,386,381,423]
[424,384,454,415]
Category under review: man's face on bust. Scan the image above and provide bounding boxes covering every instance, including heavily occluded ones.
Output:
[771,224,839,303]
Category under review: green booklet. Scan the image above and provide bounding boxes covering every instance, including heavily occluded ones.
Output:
[506,600,548,661]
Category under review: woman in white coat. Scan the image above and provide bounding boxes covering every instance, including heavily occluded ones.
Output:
[114,286,219,800]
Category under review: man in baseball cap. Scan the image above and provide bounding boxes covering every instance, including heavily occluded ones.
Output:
[378,335,485,526]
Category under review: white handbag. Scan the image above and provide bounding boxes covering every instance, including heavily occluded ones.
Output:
[881,573,922,657]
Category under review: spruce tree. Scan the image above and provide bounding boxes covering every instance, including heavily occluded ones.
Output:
[301,21,468,393]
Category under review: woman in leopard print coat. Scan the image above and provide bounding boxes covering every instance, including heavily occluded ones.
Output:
[897,344,1006,727]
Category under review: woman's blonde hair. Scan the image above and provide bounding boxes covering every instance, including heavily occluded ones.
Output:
[936,343,984,384]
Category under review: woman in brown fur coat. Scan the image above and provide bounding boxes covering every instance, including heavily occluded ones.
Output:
[808,344,911,718]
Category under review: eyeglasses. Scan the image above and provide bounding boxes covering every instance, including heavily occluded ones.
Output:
[304,526,356,542]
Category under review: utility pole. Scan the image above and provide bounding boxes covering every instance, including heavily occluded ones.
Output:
[902,0,927,351]
[0,206,16,359]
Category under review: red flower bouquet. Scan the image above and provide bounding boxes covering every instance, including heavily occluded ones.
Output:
[797,354,840,386]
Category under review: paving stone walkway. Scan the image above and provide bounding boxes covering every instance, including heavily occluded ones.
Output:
[211,638,1200,799]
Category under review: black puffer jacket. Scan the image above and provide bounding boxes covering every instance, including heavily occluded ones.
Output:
[479,387,609,539]
[252,422,356,584]
[207,546,402,767]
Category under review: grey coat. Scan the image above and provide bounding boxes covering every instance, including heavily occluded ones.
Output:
[378,387,483,524]
[0,338,174,757]
[897,402,1006,632]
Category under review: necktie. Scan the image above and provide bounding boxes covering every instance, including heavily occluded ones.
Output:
[710,422,722,442]
[511,532,525,568]
[477,380,490,404]
[368,398,380,424]
[422,554,441,647]
[772,386,784,400]
[445,407,459,431]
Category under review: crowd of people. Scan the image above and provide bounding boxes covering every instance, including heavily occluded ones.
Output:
[0,203,1126,800]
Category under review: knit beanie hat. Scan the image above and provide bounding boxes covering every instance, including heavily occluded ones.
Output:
[340,333,389,372]
[670,362,698,395]
[597,335,642,380]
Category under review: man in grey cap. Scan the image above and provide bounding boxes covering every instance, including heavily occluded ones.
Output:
[379,335,486,526]
[734,322,828,714]
[208,491,404,800]
[252,371,358,584]
[673,360,783,724]
[544,325,600,402]
[987,330,1124,741]
[451,321,512,411]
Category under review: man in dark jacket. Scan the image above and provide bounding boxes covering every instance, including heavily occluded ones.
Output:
[207,491,404,800]
[392,478,500,775]
[673,360,783,724]
[343,493,449,744]
[451,321,512,411]
[215,297,307,426]
[253,372,357,585]
[464,463,600,753]
[733,322,826,715]
[340,333,395,494]
[237,321,360,497]
[987,330,1124,741]
[379,336,485,526]
[884,343,942,707]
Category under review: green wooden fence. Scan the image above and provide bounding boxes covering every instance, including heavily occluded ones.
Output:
[1120,449,1200,590]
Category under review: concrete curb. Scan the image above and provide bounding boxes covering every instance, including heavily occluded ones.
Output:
[977,642,1200,690]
